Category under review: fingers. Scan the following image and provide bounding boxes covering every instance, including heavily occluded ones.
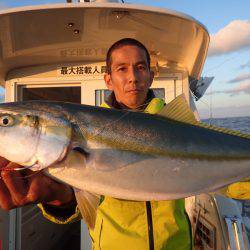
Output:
[26,171,72,205]
[1,162,29,207]
[0,160,76,211]
[0,157,9,170]
[0,166,48,210]
[0,176,13,210]
[26,170,51,203]
[44,181,75,207]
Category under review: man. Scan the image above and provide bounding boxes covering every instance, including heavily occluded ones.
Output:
[88,38,192,250]
[0,38,249,249]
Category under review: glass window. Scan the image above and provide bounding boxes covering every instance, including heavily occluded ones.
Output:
[95,89,111,106]
[151,88,165,99]
[21,87,81,103]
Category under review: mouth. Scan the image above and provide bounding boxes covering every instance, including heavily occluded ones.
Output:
[127,89,141,94]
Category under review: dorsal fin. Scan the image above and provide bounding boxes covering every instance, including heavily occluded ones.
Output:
[158,94,250,139]
[158,94,198,124]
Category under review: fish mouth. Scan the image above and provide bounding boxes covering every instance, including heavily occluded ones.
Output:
[2,163,38,171]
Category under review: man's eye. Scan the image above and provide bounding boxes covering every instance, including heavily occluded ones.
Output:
[117,67,127,72]
[137,65,146,70]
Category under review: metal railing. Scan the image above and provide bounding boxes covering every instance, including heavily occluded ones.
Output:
[225,216,247,250]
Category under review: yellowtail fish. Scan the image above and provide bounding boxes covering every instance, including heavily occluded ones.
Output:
[0,95,249,228]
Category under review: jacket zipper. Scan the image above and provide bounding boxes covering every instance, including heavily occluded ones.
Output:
[146,201,154,250]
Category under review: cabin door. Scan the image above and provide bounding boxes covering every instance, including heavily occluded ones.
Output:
[4,81,83,250]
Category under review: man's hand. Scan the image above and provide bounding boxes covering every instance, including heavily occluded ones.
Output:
[0,157,76,211]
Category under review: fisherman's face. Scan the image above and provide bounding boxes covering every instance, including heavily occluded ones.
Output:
[104,45,154,109]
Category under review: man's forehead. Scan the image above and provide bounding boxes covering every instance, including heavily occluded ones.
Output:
[112,44,145,54]
[111,45,148,63]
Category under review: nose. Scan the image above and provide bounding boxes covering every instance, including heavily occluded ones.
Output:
[128,66,139,84]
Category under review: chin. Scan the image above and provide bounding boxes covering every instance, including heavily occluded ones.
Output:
[127,101,143,109]
[124,94,144,108]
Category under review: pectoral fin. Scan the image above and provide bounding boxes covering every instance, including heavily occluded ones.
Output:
[74,188,100,230]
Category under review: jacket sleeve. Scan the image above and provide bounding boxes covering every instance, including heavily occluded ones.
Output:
[218,178,250,200]
[37,203,82,224]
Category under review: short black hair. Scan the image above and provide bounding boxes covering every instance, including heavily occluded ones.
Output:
[106,38,151,74]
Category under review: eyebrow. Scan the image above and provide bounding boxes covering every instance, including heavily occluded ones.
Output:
[113,61,147,68]
[136,61,147,65]
[113,63,128,68]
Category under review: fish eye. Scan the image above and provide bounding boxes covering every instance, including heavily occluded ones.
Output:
[0,115,14,127]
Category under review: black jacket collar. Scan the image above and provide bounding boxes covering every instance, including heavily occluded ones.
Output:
[105,90,155,111]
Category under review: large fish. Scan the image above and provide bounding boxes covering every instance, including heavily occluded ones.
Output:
[0,95,249,228]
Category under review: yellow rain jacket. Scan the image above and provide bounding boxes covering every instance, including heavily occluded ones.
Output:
[38,97,250,250]
[220,179,250,200]
[89,98,192,250]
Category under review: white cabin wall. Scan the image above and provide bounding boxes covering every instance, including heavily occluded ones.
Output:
[5,81,13,102]
[5,64,196,108]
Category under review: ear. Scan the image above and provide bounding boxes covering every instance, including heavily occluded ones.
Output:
[104,73,114,91]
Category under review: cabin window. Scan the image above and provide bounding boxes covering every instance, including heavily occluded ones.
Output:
[95,89,110,106]
[193,214,216,248]
[151,88,165,99]
[20,86,81,103]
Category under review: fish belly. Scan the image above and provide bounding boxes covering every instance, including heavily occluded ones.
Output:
[46,154,250,201]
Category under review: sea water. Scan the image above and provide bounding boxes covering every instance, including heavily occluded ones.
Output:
[203,116,250,134]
